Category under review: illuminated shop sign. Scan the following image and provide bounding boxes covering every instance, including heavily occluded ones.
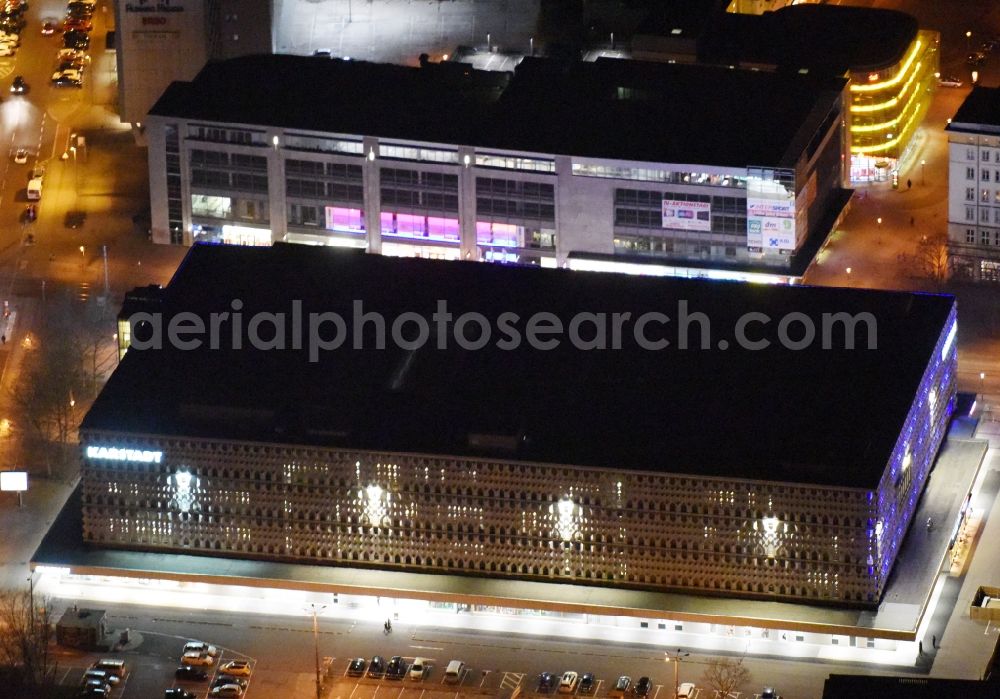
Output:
[662,199,711,232]
[125,0,184,12]
[85,446,163,464]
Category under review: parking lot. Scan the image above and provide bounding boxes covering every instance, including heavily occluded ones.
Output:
[51,632,257,699]
[325,656,705,699]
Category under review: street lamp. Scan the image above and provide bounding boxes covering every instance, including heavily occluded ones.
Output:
[981,372,986,394]
[664,649,689,698]
[308,603,327,699]
[876,217,882,230]
[966,31,972,53]
[921,159,926,186]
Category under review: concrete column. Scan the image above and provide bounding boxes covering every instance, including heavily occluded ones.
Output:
[363,136,382,254]
[458,146,477,261]
[267,129,287,244]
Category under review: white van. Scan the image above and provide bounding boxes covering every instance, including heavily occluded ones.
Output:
[26,177,42,200]
[444,660,465,683]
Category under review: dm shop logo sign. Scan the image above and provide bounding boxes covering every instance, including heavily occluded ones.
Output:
[126,0,184,12]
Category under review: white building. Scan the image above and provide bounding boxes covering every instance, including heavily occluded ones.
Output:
[145,54,850,283]
[947,87,1000,282]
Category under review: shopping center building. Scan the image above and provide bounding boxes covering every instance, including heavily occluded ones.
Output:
[146,54,849,282]
[946,87,1000,283]
[633,3,939,183]
[75,243,958,610]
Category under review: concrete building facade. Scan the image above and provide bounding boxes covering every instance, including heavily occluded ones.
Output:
[146,55,849,283]
[947,87,1000,282]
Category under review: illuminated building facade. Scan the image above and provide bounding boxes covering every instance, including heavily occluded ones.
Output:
[945,87,1000,283]
[849,31,939,182]
[81,244,957,607]
[146,54,848,283]
[633,4,938,183]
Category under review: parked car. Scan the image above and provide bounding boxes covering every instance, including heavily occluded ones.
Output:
[63,29,89,49]
[219,660,252,677]
[578,673,595,694]
[90,660,126,679]
[539,672,557,692]
[610,676,631,699]
[408,657,428,680]
[209,685,244,698]
[174,665,208,681]
[180,651,214,666]
[63,17,92,32]
[367,655,386,678]
[81,679,110,695]
[212,676,247,690]
[558,671,578,693]
[83,669,118,686]
[183,641,218,657]
[386,656,407,679]
[634,677,652,697]
[51,70,83,87]
[57,47,87,61]
[0,43,13,56]
[938,75,964,87]
[346,658,366,677]
[761,688,779,699]
[677,682,696,699]
[164,689,196,699]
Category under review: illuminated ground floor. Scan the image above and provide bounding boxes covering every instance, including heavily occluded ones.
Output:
[32,424,988,668]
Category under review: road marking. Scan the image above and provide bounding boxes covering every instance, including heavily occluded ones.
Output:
[408,645,443,651]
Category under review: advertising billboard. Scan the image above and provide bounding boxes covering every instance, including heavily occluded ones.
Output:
[0,471,27,492]
[746,168,796,251]
[662,200,711,232]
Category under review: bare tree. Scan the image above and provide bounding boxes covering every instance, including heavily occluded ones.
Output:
[915,233,950,288]
[0,588,57,694]
[701,657,751,698]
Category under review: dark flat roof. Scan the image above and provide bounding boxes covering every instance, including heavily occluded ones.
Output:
[84,244,955,489]
[946,86,1000,133]
[700,5,919,74]
[149,54,845,168]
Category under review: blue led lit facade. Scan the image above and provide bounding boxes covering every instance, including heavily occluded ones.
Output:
[869,306,957,600]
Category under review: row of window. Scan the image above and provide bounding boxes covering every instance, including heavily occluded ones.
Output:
[381,168,458,190]
[614,235,738,258]
[288,178,364,202]
[964,187,1000,203]
[476,177,554,200]
[476,198,555,221]
[190,150,267,170]
[192,169,269,193]
[962,147,1000,161]
[962,206,1000,225]
[286,159,363,180]
[964,167,1000,182]
[964,228,1000,246]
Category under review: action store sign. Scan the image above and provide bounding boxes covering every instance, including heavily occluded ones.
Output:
[662,200,712,232]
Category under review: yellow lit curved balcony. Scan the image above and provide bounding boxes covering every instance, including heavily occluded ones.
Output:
[850,40,922,94]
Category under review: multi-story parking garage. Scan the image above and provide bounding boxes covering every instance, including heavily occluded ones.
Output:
[146,54,850,282]
[78,243,956,608]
